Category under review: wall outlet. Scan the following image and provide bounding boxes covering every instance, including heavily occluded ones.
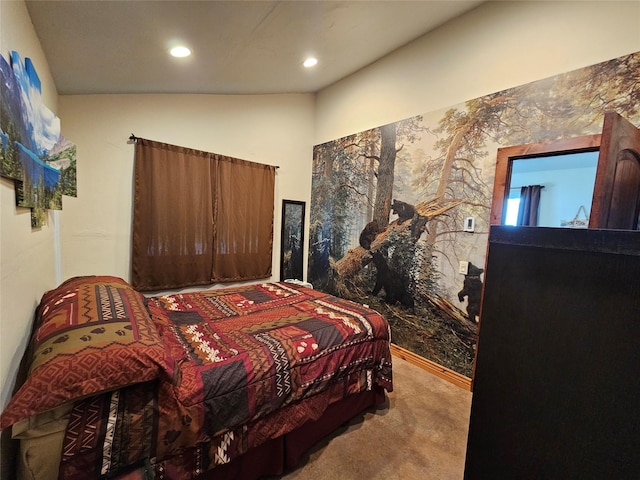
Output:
[459,261,469,275]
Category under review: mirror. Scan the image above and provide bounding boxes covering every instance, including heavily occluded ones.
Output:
[490,134,602,226]
[504,151,599,227]
[492,113,640,229]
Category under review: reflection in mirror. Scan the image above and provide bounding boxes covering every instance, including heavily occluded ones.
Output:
[505,151,599,227]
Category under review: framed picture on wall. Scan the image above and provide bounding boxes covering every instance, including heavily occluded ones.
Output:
[280,200,305,281]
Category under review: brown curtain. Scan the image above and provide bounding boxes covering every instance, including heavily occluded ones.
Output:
[132,139,275,291]
[517,185,542,226]
[212,154,275,282]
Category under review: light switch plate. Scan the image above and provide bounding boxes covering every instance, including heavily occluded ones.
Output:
[464,216,475,232]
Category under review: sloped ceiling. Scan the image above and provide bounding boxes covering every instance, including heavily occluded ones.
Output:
[25,0,484,95]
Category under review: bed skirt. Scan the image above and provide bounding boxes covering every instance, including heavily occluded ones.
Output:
[18,387,386,480]
[199,387,386,480]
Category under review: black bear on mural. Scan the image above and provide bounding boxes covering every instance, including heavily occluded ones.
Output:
[359,220,383,250]
[457,262,484,322]
[391,199,416,224]
[371,251,414,309]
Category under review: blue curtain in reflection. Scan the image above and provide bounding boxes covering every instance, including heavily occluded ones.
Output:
[517,185,542,226]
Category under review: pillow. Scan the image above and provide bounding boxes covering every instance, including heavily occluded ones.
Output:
[11,403,72,440]
[1,276,165,430]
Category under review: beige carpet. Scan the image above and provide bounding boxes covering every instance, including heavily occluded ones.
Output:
[270,355,473,479]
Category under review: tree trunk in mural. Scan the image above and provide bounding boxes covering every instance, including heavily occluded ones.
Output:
[435,126,470,201]
[322,150,334,177]
[366,145,376,222]
[426,123,472,245]
[373,123,397,228]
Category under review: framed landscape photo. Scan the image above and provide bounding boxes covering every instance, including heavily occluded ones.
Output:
[280,200,305,281]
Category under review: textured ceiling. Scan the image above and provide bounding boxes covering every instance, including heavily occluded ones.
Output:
[25,0,484,95]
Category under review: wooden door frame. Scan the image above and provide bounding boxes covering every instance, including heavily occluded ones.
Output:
[589,111,640,229]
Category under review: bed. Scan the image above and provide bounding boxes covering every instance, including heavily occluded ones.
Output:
[1,276,393,479]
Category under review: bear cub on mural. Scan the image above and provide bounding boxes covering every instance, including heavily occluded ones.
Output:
[457,262,484,323]
[391,199,416,224]
[371,251,414,309]
[359,220,383,250]
[359,200,421,250]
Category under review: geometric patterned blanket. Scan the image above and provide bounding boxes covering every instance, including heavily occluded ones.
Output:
[59,282,393,479]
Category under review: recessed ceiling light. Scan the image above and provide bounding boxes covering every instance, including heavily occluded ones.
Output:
[303,57,318,68]
[170,46,192,58]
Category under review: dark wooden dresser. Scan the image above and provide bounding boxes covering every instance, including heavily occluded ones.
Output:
[464,226,640,479]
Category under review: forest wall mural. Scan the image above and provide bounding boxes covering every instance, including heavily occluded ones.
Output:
[308,51,640,378]
[0,51,77,227]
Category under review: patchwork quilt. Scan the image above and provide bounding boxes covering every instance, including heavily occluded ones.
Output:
[58,282,393,479]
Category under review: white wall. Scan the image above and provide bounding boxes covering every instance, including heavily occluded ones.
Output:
[0,0,59,410]
[315,0,640,143]
[58,94,315,283]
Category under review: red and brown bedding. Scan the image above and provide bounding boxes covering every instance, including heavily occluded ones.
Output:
[1,277,392,479]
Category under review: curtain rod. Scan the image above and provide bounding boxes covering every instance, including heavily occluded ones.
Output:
[510,185,545,190]
[128,134,280,169]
